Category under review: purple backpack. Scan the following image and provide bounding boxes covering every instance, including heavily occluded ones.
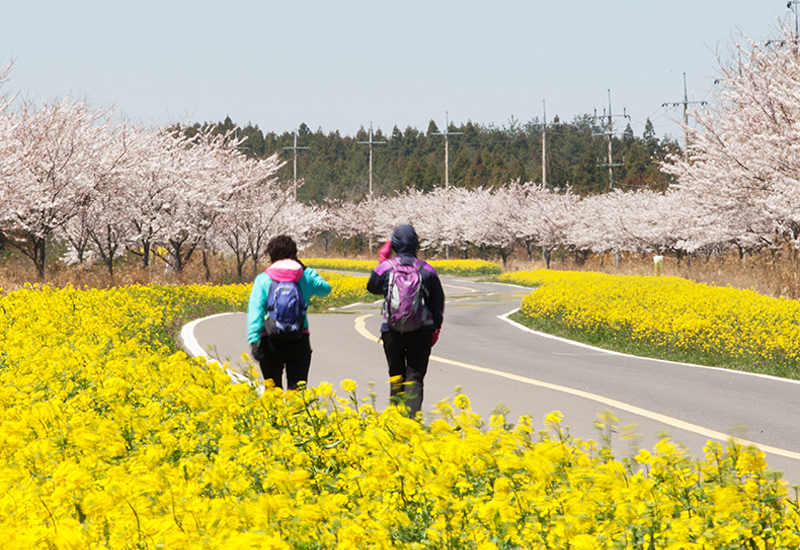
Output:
[384,258,429,332]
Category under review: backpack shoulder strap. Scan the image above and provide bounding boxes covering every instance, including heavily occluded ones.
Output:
[266,279,276,311]
[392,256,423,268]
[294,280,307,309]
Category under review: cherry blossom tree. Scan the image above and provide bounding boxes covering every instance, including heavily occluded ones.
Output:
[613,189,690,257]
[118,126,193,270]
[481,184,528,265]
[265,199,327,256]
[314,207,337,255]
[60,123,141,276]
[568,190,672,259]
[0,98,117,279]
[663,25,800,257]
[426,187,478,257]
[151,127,231,272]
[211,156,325,279]
[59,207,95,268]
[0,105,23,255]
[325,199,366,257]
[369,188,461,257]
[517,183,577,268]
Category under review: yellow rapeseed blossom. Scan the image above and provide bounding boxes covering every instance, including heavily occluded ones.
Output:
[312,271,375,309]
[0,281,798,548]
[502,268,800,373]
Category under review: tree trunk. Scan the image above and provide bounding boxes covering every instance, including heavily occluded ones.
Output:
[4,231,48,280]
[202,248,212,282]
[251,251,260,279]
[498,245,513,267]
[33,237,46,280]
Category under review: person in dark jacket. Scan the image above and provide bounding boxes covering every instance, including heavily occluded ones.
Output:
[367,224,445,417]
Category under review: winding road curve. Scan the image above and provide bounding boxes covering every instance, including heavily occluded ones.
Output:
[182,275,800,485]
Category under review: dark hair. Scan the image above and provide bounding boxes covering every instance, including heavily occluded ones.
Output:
[266,235,298,263]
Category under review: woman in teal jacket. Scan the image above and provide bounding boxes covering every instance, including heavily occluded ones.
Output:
[247,235,331,390]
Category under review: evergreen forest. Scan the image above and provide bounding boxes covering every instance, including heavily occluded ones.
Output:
[178,115,681,203]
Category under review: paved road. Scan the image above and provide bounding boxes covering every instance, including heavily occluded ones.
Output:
[182,275,800,485]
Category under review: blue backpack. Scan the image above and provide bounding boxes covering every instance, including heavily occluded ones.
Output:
[264,280,306,341]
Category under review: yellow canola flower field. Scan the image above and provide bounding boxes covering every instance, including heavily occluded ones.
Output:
[499,270,800,372]
[305,258,501,276]
[311,271,375,310]
[1,281,800,549]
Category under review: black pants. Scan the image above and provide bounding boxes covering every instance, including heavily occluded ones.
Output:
[382,329,433,417]
[251,333,312,390]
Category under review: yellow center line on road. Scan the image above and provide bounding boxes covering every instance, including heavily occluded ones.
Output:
[353,313,800,462]
[446,297,475,304]
[443,283,477,293]
[355,314,381,344]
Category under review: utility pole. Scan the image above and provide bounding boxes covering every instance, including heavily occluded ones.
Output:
[662,73,707,161]
[432,112,463,188]
[542,100,547,187]
[432,112,463,258]
[357,122,387,200]
[282,129,309,198]
[593,89,629,190]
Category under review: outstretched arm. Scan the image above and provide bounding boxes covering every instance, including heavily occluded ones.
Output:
[302,268,332,299]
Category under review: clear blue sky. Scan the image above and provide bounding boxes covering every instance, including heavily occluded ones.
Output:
[0,1,791,141]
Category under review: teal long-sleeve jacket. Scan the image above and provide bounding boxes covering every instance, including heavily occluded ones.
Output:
[247,266,331,343]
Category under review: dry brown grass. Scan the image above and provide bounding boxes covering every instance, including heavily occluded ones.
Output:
[0,250,261,292]
[3,243,800,300]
